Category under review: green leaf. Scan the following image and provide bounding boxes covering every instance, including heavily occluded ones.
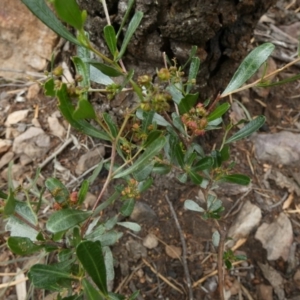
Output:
[4,189,16,216]
[44,78,56,96]
[83,278,105,300]
[133,163,153,182]
[117,222,141,232]
[76,241,108,295]
[84,59,123,77]
[136,109,170,127]
[222,43,275,96]
[220,145,230,161]
[78,180,89,205]
[225,115,265,144]
[88,161,104,185]
[114,136,166,178]
[54,0,84,30]
[117,11,144,60]
[184,200,204,212]
[257,73,300,88]
[220,174,250,185]
[192,157,213,172]
[211,150,222,168]
[186,57,200,93]
[143,131,162,148]
[45,178,69,204]
[120,199,135,216]
[212,231,220,247]
[174,144,185,168]
[104,25,117,57]
[57,83,110,141]
[73,99,96,120]
[141,111,155,132]
[21,0,81,46]
[72,56,90,100]
[138,178,153,193]
[178,93,199,114]
[152,163,172,175]
[28,264,74,291]
[46,209,91,233]
[7,237,43,255]
[116,0,135,38]
[188,171,203,184]
[102,113,118,138]
[207,103,230,122]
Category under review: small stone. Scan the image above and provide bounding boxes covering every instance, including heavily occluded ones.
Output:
[1,163,24,181]
[130,201,157,224]
[31,118,41,128]
[48,116,66,138]
[143,233,159,249]
[0,139,12,153]
[19,154,33,166]
[27,83,40,100]
[256,284,273,300]
[84,192,97,208]
[5,109,29,126]
[165,245,182,259]
[0,151,14,169]
[294,269,300,289]
[75,147,105,175]
[126,240,147,262]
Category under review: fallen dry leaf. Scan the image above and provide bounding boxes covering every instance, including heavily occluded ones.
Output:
[165,245,182,259]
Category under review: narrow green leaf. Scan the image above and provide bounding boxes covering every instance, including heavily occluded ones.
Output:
[117,11,144,60]
[46,209,91,233]
[4,189,16,216]
[141,111,155,132]
[7,237,43,255]
[76,241,108,295]
[102,113,118,138]
[21,0,81,46]
[152,163,172,175]
[183,45,198,69]
[104,25,117,57]
[257,73,300,88]
[54,0,84,30]
[220,145,230,161]
[78,180,89,205]
[138,178,153,193]
[45,178,69,204]
[222,43,275,96]
[84,59,123,77]
[184,200,205,212]
[73,99,96,120]
[88,161,104,185]
[116,0,135,38]
[133,163,153,181]
[72,56,90,100]
[192,157,213,172]
[186,57,200,93]
[113,137,166,178]
[130,79,144,101]
[120,199,135,216]
[220,174,250,185]
[174,144,185,168]
[136,109,170,127]
[28,264,74,291]
[117,222,141,232]
[178,93,199,114]
[225,115,265,144]
[82,278,105,300]
[188,171,203,184]
[57,83,110,141]
[207,103,230,122]
[143,131,162,148]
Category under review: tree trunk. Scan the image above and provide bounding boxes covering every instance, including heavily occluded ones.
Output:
[78,0,276,100]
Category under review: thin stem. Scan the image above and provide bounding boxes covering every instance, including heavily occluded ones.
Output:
[165,193,193,300]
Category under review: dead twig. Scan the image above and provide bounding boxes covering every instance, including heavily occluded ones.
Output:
[164,193,193,300]
[0,277,28,289]
[216,226,226,300]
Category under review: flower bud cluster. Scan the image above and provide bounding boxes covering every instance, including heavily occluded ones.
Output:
[181,103,208,136]
[121,179,140,200]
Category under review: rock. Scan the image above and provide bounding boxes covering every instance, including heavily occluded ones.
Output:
[216,182,252,196]
[125,240,147,262]
[26,83,40,100]
[143,233,159,249]
[256,284,273,300]
[47,116,66,138]
[1,163,24,181]
[12,127,50,162]
[20,154,33,166]
[227,201,262,246]
[75,146,105,175]
[252,132,300,165]
[5,109,29,126]
[83,192,97,209]
[0,139,12,153]
[0,151,14,169]
[294,269,300,289]
[258,263,285,300]
[0,0,58,79]
[255,213,293,261]
[130,201,157,224]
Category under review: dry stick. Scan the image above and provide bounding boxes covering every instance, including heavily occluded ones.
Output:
[0,277,28,289]
[217,227,226,300]
[38,137,73,169]
[164,193,193,300]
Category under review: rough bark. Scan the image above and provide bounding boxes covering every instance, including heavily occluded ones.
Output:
[78,0,276,100]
